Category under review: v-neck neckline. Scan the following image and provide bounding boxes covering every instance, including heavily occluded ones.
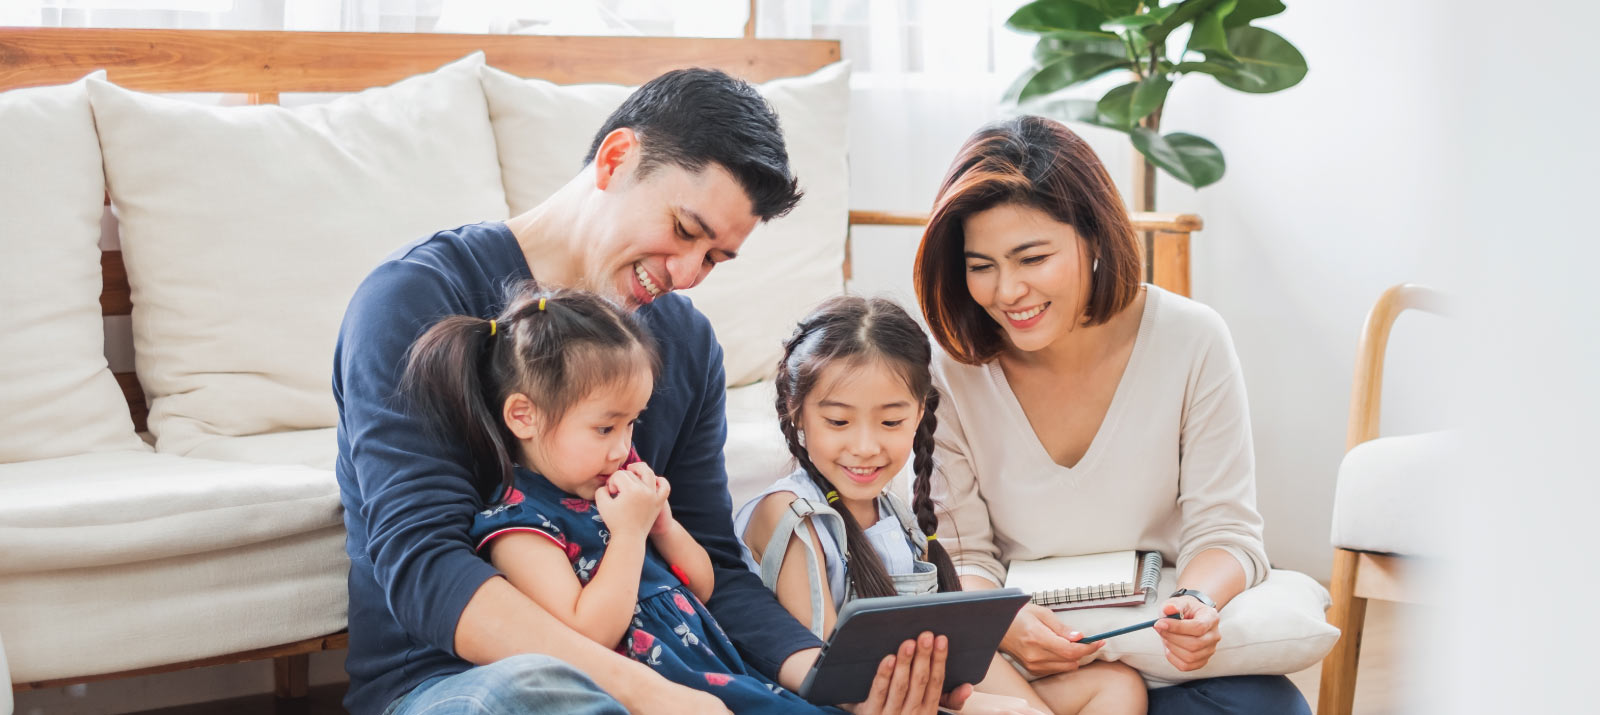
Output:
[986,286,1160,473]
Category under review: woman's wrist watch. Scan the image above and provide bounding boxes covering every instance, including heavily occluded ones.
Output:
[1170,588,1216,609]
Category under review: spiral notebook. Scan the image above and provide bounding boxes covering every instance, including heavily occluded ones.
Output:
[1003,551,1163,611]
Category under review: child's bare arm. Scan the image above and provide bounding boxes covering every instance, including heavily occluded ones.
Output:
[649,515,715,602]
[742,492,838,637]
[489,531,645,648]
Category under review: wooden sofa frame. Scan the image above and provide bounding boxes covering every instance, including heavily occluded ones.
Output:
[0,25,1201,699]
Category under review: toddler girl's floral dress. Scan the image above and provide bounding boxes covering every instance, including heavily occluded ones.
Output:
[470,467,842,714]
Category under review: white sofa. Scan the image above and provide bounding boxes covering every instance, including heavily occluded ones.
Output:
[0,53,850,692]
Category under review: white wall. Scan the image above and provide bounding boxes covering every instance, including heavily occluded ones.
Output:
[848,1,1456,581]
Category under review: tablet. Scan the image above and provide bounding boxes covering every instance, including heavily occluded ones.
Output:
[796,588,1030,705]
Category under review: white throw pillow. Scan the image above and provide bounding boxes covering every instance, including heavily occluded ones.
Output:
[480,62,851,387]
[0,72,150,463]
[1036,568,1338,686]
[87,54,510,456]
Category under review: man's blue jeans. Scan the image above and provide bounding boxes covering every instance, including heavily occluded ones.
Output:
[383,655,627,715]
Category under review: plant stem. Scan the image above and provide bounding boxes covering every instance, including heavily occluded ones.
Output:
[1132,104,1162,213]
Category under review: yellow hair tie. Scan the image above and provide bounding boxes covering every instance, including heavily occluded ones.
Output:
[825,490,840,503]
[538,297,547,311]
[488,319,497,336]
[926,533,938,542]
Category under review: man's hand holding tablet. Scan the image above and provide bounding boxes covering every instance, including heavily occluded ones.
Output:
[796,590,1032,707]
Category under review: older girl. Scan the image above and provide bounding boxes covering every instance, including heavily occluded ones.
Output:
[737,296,1145,715]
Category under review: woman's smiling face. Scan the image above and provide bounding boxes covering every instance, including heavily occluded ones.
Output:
[961,202,1093,354]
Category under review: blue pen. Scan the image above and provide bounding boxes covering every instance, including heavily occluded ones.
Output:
[1076,613,1184,644]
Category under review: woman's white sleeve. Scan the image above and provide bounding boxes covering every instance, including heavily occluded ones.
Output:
[929,393,1008,587]
[1176,313,1270,588]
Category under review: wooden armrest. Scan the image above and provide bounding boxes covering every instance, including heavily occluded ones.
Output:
[1347,284,1449,449]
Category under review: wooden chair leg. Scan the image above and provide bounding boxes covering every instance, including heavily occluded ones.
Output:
[273,654,310,699]
[1318,548,1368,715]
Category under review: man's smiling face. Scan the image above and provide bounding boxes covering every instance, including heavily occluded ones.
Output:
[577,157,757,310]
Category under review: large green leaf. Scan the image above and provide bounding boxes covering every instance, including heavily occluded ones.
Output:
[1100,13,1159,33]
[1032,33,1128,65]
[1215,26,1307,93]
[1018,97,1129,133]
[1017,53,1134,102]
[1102,4,1177,34]
[1147,0,1229,45]
[1007,0,1111,34]
[1096,76,1172,129]
[1187,0,1237,60]
[1130,129,1226,188]
[1224,0,1286,28]
[1075,0,1142,17]
[1173,58,1266,85]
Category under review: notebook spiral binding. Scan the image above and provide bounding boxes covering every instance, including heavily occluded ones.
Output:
[1033,552,1164,606]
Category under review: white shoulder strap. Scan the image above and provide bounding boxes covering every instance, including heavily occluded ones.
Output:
[758,496,847,639]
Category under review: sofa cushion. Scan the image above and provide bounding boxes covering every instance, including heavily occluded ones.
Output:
[481,61,851,387]
[1331,431,1458,557]
[86,54,510,456]
[0,72,149,463]
[184,427,338,471]
[0,451,346,682]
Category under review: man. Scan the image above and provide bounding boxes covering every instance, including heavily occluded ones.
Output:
[335,68,964,714]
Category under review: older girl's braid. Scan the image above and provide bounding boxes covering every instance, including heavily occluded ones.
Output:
[774,318,897,599]
[910,388,962,592]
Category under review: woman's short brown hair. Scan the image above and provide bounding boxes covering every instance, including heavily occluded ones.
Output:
[914,116,1142,365]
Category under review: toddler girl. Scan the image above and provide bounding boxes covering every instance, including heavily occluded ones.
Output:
[403,286,837,714]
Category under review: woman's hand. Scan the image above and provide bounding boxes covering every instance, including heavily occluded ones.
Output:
[952,691,1049,715]
[997,604,1104,677]
[1152,596,1221,672]
[843,632,974,715]
[595,467,668,540]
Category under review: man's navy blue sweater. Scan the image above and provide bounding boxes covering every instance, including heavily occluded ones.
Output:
[332,222,820,715]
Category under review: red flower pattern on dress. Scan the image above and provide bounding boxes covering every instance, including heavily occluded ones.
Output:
[629,629,655,656]
[672,592,695,615]
[560,498,592,513]
[704,673,731,686]
[502,488,525,506]
[564,540,583,561]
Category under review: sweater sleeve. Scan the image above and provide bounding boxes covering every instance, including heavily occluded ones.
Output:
[1175,310,1269,588]
[336,260,500,656]
[653,306,823,677]
[929,370,1008,588]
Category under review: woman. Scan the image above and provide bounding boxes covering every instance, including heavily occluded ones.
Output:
[912,116,1309,714]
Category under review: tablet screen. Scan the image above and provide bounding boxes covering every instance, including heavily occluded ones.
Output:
[797,588,1030,705]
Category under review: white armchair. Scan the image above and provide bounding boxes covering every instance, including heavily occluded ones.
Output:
[1317,283,1449,715]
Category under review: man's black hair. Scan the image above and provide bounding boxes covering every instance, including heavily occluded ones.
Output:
[585,67,803,221]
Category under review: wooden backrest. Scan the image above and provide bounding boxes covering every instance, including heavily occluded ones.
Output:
[0,27,1200,434]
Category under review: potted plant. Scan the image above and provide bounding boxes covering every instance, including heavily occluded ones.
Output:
[1006,0,1308,210]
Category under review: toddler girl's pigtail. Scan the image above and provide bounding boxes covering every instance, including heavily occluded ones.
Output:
[402,314,518,501]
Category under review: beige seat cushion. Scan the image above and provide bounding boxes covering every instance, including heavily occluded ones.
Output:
[0,452,345,682]
[1331,431,1458,557]
[1039,568,1337,687]
[724,381,794,511]
[480,61,852,387]
[0,72,149,463]
[87,53,509,456]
